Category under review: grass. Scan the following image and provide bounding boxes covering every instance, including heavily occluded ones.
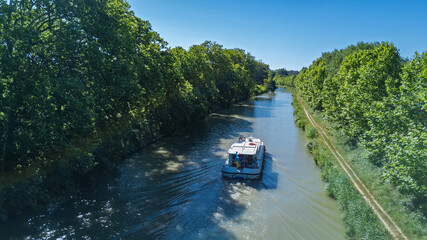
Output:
[309,108,427,240]
[293,94,390,239]
[292,93,427,239]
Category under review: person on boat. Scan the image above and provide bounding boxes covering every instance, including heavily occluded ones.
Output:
[243,156,248,168]
[235,152,241,168]
[247,155,253,168]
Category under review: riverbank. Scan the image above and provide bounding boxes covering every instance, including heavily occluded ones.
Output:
[0,89,348,239]
[1,0,282,219]
[291,91,426,239]
[0,89,271,221]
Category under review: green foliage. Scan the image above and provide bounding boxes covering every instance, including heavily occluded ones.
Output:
[295,59,327,110]
[326,168,389,239]
[253,84,268,95]
[274,68,299,77]
[292,95,390,239]
[362,52,427,197]
[274,75,297,87]
[254,61,270,85]
[293,41,427,236]
[295,42,425,197]
[306,125,318,139]
[294,42,381,114]
[320,42,380,79]
[263,71,277,91]
[272,68,299,87]
[0,0,270,217]
[292,96,308,130]
[323,42,402,138]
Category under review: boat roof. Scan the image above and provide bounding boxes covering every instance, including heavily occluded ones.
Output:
[228,141,258,155]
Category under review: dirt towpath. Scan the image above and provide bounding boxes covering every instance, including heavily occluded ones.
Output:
[297,96,408,240]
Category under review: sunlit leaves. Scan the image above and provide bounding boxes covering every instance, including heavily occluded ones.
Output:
[363,52,427,197]
[0,0,268,217]
[295,58,326,110]
[296,42,426,199]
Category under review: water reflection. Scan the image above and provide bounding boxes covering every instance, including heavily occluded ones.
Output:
[0,89,345,240]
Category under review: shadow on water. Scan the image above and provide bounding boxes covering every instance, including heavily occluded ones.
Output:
[119,96,284,239]
[1,90,348,240]
[260,153,279,190]
[0,94,283,240]
[113,104,263,239]
[254,91,276,100]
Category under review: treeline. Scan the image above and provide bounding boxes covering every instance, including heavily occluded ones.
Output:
[290,42,426,207]
[273,68,299,87]
[292,96,390,239]
[0,0,272,217]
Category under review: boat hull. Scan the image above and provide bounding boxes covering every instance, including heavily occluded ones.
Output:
[222,143,265,180]
[222,171,262,180]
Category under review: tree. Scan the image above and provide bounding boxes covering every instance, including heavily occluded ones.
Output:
[363,52,427,197]
[323,42,402,138]
[294,59,326,110]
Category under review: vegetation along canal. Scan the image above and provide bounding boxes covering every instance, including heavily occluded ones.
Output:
[1,89,346,239]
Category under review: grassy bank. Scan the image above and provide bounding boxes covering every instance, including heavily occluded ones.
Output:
[292,92,427,239]
[292,93,388,239]
[0,0,280,219]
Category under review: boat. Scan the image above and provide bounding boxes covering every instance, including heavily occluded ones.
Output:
[222,136,266,179]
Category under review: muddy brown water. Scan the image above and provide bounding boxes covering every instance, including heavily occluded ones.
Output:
[1,89,345,239]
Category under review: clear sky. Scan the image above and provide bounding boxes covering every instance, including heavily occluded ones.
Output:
[127,0,427,70]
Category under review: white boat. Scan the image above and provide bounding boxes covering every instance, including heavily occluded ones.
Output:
[222,136,266,179]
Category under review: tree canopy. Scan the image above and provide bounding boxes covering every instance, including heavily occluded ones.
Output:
[293,42,426,201]
[0,0,271,216]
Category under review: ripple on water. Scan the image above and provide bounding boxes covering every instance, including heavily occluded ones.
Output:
[1,90,345,240]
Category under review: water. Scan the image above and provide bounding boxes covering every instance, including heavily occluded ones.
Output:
[1,89,346,239]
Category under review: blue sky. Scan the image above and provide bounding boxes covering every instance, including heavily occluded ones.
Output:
[127,0,427,70]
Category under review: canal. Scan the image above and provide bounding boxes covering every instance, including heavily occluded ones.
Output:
[2,89,346,239]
